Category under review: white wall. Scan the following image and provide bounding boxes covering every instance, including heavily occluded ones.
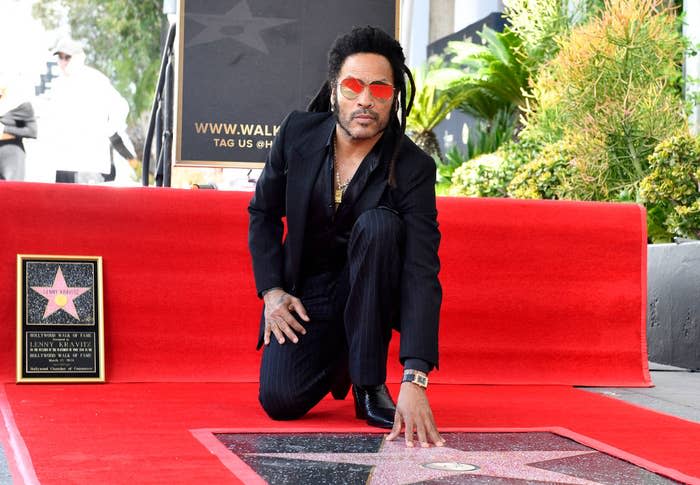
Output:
[0,0,56,98]
[401,0,430,68]
[453,0,503,31]
[402,0,505,68]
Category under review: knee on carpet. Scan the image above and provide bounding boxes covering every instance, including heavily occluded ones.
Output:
[258,388,313,421]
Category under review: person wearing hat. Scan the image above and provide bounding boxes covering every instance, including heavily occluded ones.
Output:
[42,37,134,184]
[52,38,84,78]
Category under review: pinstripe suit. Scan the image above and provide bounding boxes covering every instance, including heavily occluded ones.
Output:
[248,111,441,419]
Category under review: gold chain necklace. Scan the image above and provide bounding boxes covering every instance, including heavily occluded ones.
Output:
[334,138,350,205]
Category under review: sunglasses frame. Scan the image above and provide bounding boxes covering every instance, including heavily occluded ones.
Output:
[338,76,395,103]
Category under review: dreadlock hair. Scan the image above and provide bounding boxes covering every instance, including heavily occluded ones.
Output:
[307,26,415,187]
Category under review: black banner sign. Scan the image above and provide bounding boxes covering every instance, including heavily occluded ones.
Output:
[17,256,105,382]
[175,0,397,167]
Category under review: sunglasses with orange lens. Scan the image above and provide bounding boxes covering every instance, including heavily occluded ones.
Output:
[339,76,394,102]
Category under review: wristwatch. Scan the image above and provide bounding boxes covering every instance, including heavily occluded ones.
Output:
[402,370,428,389]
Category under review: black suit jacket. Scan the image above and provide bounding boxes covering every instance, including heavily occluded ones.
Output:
[248,111,442,366]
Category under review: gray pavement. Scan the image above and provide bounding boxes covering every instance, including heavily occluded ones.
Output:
[585,362,700,424]
[0,443,10,485]
[0,362,696,485]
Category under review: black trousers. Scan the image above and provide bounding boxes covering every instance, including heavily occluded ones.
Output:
[259,208,403,420]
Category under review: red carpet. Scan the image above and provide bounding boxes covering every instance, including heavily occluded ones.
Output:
[2,382,699,484]
[0,183,664,483]
[0,183,650,386]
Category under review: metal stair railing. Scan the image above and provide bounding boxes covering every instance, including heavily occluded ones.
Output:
[142,22,176,187]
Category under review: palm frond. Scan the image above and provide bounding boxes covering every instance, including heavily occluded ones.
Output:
[434,26,530,122]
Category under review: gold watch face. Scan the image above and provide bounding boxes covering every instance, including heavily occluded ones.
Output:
[404,373,428,388]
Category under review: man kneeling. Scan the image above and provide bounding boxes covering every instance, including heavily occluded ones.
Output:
[248,26,443,448]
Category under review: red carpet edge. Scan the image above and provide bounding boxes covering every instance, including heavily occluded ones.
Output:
[0,386,40,485]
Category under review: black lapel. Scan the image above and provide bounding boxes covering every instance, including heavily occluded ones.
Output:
[285,114,335,291]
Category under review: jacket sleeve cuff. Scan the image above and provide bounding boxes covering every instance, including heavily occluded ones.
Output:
[403,358,432,374]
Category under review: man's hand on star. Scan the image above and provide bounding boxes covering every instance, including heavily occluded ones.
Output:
[263,288,309,345]
[387,382,444,448]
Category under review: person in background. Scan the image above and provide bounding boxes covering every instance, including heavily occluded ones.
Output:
[43,37,133,184]
[0,74,37,181]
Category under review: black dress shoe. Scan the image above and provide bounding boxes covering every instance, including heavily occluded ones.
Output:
[352,384,396,429]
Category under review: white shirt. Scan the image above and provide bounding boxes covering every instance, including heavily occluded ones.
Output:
[41,61,129,174]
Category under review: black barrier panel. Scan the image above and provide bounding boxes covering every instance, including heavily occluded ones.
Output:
[176,0,397,168]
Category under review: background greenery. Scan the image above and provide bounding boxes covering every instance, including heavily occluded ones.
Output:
[409,0,699,243]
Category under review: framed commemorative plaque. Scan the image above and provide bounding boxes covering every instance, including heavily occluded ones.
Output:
[17,255,105,383]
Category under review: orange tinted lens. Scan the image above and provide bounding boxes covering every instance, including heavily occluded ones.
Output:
[340,77,363,99]
[369,83,394,100]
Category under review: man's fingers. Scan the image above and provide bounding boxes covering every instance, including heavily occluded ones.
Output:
[278,320,300,343]
[276,312,305,343]
[423,409,444,446]
[416,418,428,448]
[386,412,402,441]
[290,298,310,323]
[270,323,285,344]
[428,425,445,447]
[403,416,415,448]
[263,292,310,345]
[286,318,307,337]
[274,306,305,333]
